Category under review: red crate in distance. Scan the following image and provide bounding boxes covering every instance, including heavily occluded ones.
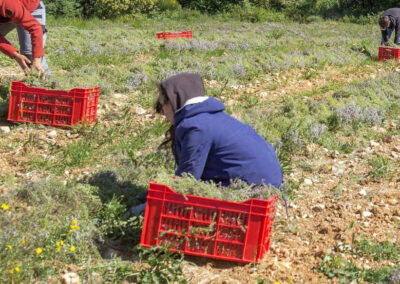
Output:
[378,46,400,61]
[8,81,99,127]
[157,31,192,40]
[140,182,277,263]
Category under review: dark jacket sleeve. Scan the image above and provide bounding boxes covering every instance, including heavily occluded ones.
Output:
[175,126,212,180]
[382,30,389,43]
[395,18,400,44]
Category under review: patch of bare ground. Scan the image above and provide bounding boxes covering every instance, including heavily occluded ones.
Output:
[180,127,400,283]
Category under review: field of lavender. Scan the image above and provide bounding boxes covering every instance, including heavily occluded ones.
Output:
[0,11,399,283]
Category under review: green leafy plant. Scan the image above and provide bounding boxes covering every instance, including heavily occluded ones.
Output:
[136,246,186,283]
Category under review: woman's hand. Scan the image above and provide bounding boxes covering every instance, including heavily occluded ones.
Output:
[13,52,31,74]
[32,57,46,79]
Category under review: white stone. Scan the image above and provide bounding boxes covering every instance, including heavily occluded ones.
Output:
[370,140,379,147]
[304,178,313,185]
[61,272,80,284]
[359,189,367,196]
[113,93,126,99]
[47,130,57,138]
[362,211,373,218]
[0,126,10,133]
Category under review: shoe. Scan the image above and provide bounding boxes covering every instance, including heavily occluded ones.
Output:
[135,191,148,203]
[129,202,146,216]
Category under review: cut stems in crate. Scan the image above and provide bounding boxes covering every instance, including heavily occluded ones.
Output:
[140,182,277,263]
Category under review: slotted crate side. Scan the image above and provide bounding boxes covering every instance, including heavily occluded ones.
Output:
[140,182,277,263]
[8,81,99,127]
[157,31,192,40]
[378,47,400,61]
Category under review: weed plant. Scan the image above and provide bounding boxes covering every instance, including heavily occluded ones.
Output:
[319,254,398,283]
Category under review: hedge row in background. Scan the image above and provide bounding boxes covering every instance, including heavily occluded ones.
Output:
[44,0,399,20]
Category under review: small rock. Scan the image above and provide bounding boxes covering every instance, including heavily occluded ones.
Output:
[61,272,80,284]
[330,150,339,158]
[131,105,146,115]
[370,140,379,147]
[113,93,126,99]
[318,222,330,234]
[0,126,11,133]
[304,178,313,185]
[381,135,392,143]
[391,151,399,158]
[47,130,57,138]
[359,189,367,196]
[312,204,326,212]
[388,199,398,206]
[362,211,373,218]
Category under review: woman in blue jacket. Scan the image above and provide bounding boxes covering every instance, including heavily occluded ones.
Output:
[157,72,283,188]
[131,73,283,215]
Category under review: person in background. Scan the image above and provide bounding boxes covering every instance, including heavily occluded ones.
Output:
[0,0,49,77]
[379,8,400,46]
[131,73,283,215]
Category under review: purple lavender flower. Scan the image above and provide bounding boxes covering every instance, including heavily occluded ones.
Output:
[309,123,327,141]
[390,269,400,284]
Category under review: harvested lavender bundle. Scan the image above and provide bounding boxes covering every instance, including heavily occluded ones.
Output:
[21,73,58,89]
[153,173,280,202]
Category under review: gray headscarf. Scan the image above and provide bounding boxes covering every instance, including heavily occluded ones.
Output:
[159,73,206,113]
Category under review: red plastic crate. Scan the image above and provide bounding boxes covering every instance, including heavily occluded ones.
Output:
[157,31,192,40]
[140,182,277,263]
[378,46,400,61]
[8,81,99,127]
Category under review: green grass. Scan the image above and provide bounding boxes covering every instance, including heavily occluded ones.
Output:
[353,238,400,262]
[319,254,398,283]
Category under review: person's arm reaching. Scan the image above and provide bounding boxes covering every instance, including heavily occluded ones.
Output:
[1,1,45,76]
[175,126,212,180]
[381,30,389,45]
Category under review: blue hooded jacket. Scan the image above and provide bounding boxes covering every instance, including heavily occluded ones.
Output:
[174,97,283,188]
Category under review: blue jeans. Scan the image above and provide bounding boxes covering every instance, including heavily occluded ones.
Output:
[381,28,400,46]
[0,1,50,75]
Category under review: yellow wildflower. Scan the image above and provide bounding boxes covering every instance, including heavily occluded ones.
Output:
[1,204,9,211]
[36,248,43,255]
[8,269,13,274]
[15,267,20,272]
[7,245,12,250]
[70,225,79,231]
[60,241,64,245]
[70,246,76,252]
[71,219,78,225]
[56,246,61,252]
[68,229,73,234]
[328,165,332,170]
[20,239,26,245]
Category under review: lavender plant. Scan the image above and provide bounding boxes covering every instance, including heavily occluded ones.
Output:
[125,71,148,90]
[154,173,279,202]
[390,270,400,284]
[308,122,327,142]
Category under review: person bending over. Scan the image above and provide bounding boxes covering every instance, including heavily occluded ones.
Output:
[131,73,283,215]
[0,0,49,77]
[379,8,400,46]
